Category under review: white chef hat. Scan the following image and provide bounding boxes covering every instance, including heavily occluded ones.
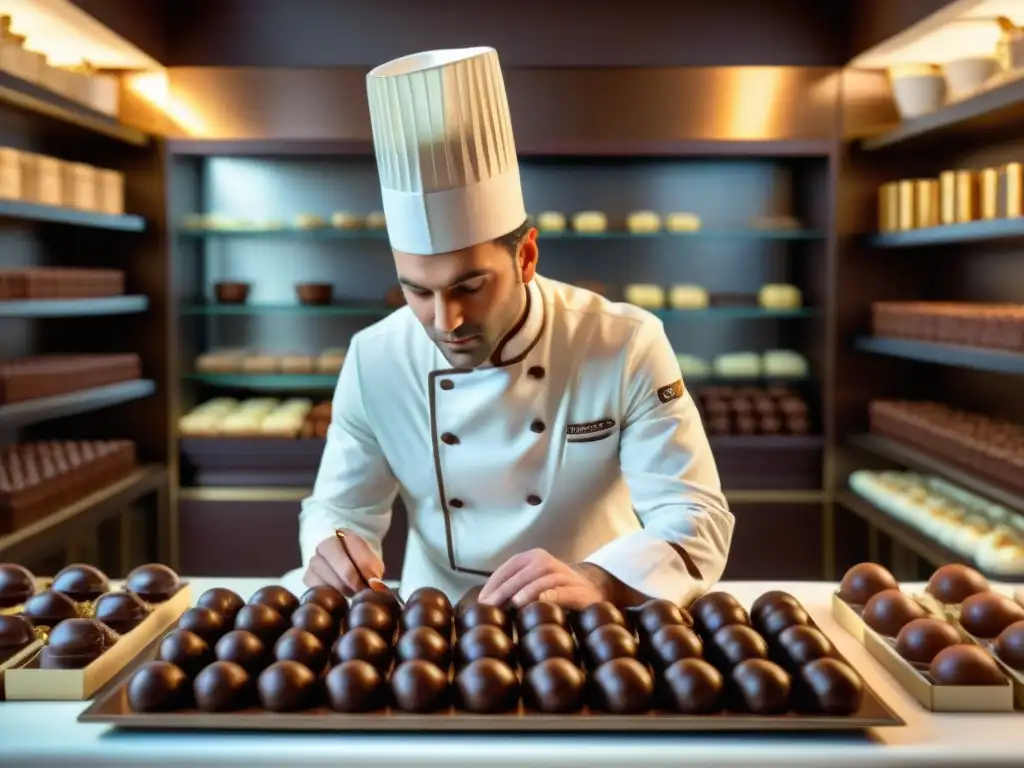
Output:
[366,46,526,256]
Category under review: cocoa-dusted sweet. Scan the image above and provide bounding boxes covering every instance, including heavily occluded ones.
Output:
[524,657,586,713]
[401,602,451,636]
[176,607,227,645]
[959,592,1024,639]
[777,625,834,669]
[290,603,337,646]
[0,614,36,662]
[457,602,512,637]
[395,626,450,669]
[158,629,213,678]
[801,658,863,715]
[516,601,566,636]
[194,661,253,712]
[390,659,450,713]
[348,602,396,642]
[299,584,348,622]
[40,618,118,669]
[196,587,245,624]
[590,657,653,714]
[895,618,961,665]
[23,589,79,628]
[861,589,926,638]
[407,587,452,617]
[838,563,898,606]
[455,657,520,713]
[125,564,180,603]
[730,658,791,714]
[51,564,109,602]
[325,659,385,712]
[584,624,638,667]
[249,586,299,620]
[661,658,725,714]
[234,604,289,645]
[926,565,990,605]
[455,624,515,668]
[648,625,703,671]
[518,624,576,668]
[94,591,151,635]
[258,660,318,712]
[215,629,269,674]
[0,563,35,608]
[711,625,768,667]
[127,660,191,712]
[929,644,1007,686]
[573,601,626,639]
[994,621,1024,670]
[274,628,329,672]
[332,627,392,672]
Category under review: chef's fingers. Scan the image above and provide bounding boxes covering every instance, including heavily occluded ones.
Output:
[479,549,555,603]
[336,530,386,582]
[315,537,368,594]
[484,559,563,608]
[309,553,350,595]
[510,572,573,608]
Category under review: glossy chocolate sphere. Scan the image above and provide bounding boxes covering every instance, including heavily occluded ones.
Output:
[125,564,180,603]
[214,629,269,674]
[697,603,751,638]
[712,625,768,667]
[754,602,810,638]
[862,589,926,638]
[23,589,78,628]
[395,626,450,669]
[407,587,452,617]
[401,602,451,636]
[690,592,743,624]
[52,564,109,602]
[994,621,1024,670]
[838,563,898,606]
[0,563,35,608]
[519,624,576,668]
[196,587,245,623]
[351,587,401,620]
[332,627,392,672]
[158,629,212,678]
[457,603,512,637]
[590,657,654,714]
[584,624,637,668]
[94,591,151,635]
[926,564,990,605]
[648,625,703,671]
[894,618,961,665]
[127,660,191,712]
[455,624,515,668]
[635,599,691,642]
[290,603,337,646]
[959,592,1024,639]
[574,601,627,639]
[249,586,299,620]
[524,657,586,713]
[801,658,863,715]
[274,628,329,672]
[299,584,348,621]
[751,591,801,626]
[929,644,1007,685]
[0,614,35,660]
[661,658,725,714]
[730,659,791,714]
[40,618,117,669]
[455,586,484,617]
[258,660,318,712]
[778,625,834,669]
[455,657,520,713]
[325,659,385,712]
[390,659,450,713]
[348,602,396,641]
[177,607,228,645]
[234,604,289,645]
[193,660,252,712]
[516,601,566,636]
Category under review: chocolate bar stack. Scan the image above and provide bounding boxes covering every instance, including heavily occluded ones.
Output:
[0,355,142,405]
[301,402,332,439]
[0,440,137,532]
[872,302,1024,352]
[870,400,1024,493]
[696,386,811,437]
[0,268,125,299]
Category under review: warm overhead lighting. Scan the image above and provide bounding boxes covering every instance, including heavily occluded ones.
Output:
[849,0,1023,68]
[0,0,159,69]
[124,69,210,136]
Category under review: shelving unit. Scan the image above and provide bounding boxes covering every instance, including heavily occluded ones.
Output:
[0,199,146,231]
[0,380,157,429]
[0,296,149,318]
[854,337,1024,375]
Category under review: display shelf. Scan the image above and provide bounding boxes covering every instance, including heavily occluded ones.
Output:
[0,199,145,231]
[653,308,817,321]
[0,296,149,318]
[868,218,1024,248]
[848,434,1024,513]
[0,380,156,429]
[181,227,825,242]
[0,71,148,147]
[854,336,1024,375]
[861,72,1024,152]
[0,465,167,562]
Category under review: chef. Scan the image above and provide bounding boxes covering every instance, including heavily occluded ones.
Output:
[299,46,734,610]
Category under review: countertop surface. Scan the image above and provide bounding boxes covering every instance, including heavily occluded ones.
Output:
[0,572,1022,767]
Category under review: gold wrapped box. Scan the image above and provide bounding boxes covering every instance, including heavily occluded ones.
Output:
[894,178,940,230]
[939,170,979,225]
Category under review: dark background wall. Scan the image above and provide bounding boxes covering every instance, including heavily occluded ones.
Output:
[71,0,956,69]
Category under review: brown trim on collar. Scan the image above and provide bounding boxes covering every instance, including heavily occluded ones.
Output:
[488,283,531,366]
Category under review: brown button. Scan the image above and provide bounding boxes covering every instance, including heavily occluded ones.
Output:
[530,420,545,434]
[441,432,459,445]
[527,366,545,379]
[449,498,464,509]
[440,379,454,390]
[526,494,542,506]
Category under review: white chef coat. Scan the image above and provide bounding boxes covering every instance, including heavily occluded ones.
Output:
[299,274,734,606]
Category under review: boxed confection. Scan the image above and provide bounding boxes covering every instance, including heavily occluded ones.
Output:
[0,354,142,405]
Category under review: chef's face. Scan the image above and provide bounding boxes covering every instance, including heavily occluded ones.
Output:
[394,226,539,368]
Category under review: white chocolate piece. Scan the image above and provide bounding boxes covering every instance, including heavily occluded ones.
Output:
[758,283,803,310]
[675,354,709,379]
[365,211,387,229]
[572,211,607,233]
[665,212,701,232]
[536,211,566,231]
[626,211,661,234]
[294,213,327,229]
[762,350,809,378]
[624,283,665,310]
[713,352,762,378]
[237,398,280,416]
[668,284,709,310]
[260,411,304,437]
[178,413,223,436]
[331,211,362,229]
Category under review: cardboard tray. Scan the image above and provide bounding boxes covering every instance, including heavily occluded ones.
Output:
[78,619,904,733]
[5,583,191,700]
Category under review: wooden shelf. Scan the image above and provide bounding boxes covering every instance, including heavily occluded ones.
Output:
[0,200,145,231]
[849,433,1024,512]
[0,380,156,429]
[868,218,1024,248]
[855,337,1024,375]
[0,465,167,562]
[0,296,149,318]
[181,227,825,242]
[861,73,1024,152]
[0,71,148,146]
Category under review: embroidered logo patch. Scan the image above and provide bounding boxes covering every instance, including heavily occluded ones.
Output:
[657,379,684,404]
[565,418,616,436]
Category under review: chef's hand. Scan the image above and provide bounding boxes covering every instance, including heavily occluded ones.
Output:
[302,529,384,597]
[478,549,605,611]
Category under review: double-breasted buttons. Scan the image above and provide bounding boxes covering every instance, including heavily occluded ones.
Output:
[440,433,459,445]
[527,366,545,379]
[440,379,454,390]
[526,494,542,506]
[530,419,546,434]
[449,498,464,509]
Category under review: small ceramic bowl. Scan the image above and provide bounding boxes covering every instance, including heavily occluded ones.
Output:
[214,282,251,304]
[296,283,334,306]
